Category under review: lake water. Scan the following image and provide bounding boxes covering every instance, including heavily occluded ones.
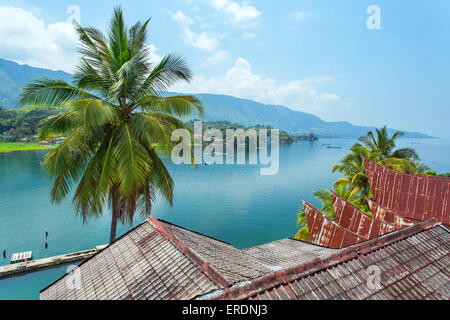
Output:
[1,138,449,299]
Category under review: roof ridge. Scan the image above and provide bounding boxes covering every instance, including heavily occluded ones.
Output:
[199,219,441,300]
[303,200,369,247]
[362,156,450,180]
[148,216,233,289]
[330,190,398,229]
[156,218,234,246]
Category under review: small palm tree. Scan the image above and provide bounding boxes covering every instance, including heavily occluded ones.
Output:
[296,126,426,242]
[332,127,427,210]
[331,143,374,210]
[19,7,203,243]
[358,126,421,168]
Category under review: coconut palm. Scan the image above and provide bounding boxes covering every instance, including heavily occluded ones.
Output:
[357,126,420,166]
[18,7,203,243]
[332,127,428,209]
[332,143,373,209]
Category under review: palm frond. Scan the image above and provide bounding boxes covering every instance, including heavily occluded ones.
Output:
[18,78,100,108]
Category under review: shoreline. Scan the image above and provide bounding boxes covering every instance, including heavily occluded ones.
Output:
[0,142,56,153]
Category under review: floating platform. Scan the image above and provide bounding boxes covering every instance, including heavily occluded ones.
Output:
[10,251,33,264]
[0,245,107,279]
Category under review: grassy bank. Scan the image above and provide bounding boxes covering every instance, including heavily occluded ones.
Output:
[0,142,56,153]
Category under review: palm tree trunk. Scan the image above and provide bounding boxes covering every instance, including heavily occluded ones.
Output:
[110,193,119,243]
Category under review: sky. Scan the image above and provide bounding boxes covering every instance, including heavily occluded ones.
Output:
[0,0,449,138]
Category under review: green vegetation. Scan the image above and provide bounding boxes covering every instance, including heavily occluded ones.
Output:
[185,120,317,144]
[295,126,438,242]
[0,142,56,153]
[19,7,202,243]
[0,106,58,141]
[424,171,450,177]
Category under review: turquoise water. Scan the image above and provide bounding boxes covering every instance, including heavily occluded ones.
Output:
[0,138,449,300]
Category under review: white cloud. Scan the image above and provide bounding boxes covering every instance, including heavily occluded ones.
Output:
[172,10,194,26]
[202,50,230,67]
[291,11,312,22]
[0,6,78,73]
[171,57,340,113]
[210,0,261,24]
[172,10,220,51]
[183,29,220,51]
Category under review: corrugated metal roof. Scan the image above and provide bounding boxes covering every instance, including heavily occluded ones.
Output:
[331,191,400,239]
[160,219,270,283]
[366,197,416,228]
[363,156,450,225]
[304,201,368,249]
[40,217,271,300]
[200,220,450,300]
[40,221,219,300]
[243,239,338,270]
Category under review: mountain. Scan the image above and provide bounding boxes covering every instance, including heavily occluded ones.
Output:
[186,94,433,138]
[0,58,71,108]
[0,58,433,138]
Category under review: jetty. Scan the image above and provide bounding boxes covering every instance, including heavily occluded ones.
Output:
[0,245,107,279]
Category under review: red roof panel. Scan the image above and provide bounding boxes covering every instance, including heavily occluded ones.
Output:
[366,197,415,227]
[331,191,399,239]
[303,201,368,249]
[363,156,450,224]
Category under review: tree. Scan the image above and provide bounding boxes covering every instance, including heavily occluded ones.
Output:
[296,126,427,242]
[332,126,427,209]
[19,7,203,243]
[332,143,373,210]
[357,126,427,172]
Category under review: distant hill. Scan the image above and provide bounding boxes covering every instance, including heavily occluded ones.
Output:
[0,58,71,108]
[172,93,433,139]
[0,58,433,138]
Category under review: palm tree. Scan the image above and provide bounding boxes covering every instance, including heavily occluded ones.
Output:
[332,127,428,210]
[357,126,424,172]
[19,7,203,243]
[296,126,428,243]
[332,143,373,210]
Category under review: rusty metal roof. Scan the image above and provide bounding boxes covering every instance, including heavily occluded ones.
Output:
[331,191,399,239]
[363,156,450,225]
[40,216,449,300]
[243,238,338,270]
[304,201,368,249]
[200,220,450,300]
[366,196,416,228]
[40,217,271,300]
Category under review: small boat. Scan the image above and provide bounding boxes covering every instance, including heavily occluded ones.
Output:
[10,251,33,264]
